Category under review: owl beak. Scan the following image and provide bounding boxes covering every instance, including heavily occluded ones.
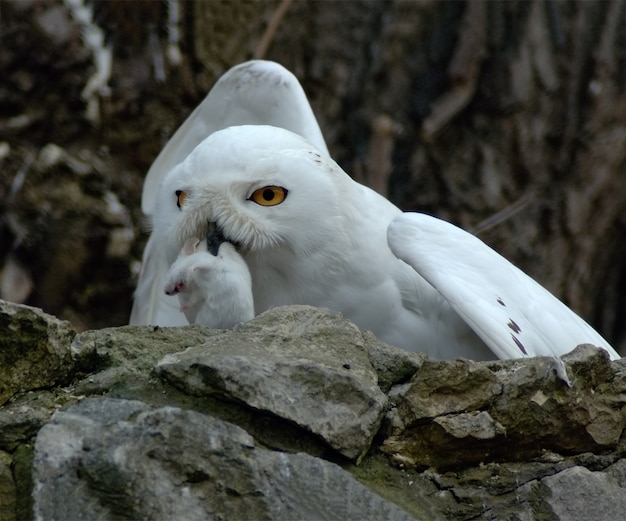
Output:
[206,222,226,256]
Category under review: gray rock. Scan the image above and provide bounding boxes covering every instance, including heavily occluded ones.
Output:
[389,358,502,423]
[71,323,219,395]
[71,324,219,372]
[2,304,625,521]
[533,464,626,520]
[0,300,75,406]
[364,331,426,392]
[382,345,626,469]
[0,391,61,452]
[156,305,388,461]
[411,454,626,520]
[561,343,615,386]
[33,397,417,521]
[433,410,506,440]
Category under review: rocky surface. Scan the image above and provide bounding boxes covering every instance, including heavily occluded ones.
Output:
[156,306,390,462]
[0,299,625,520]
[0,300,75,406]
[34,398,415,521]
[382,350,626,469]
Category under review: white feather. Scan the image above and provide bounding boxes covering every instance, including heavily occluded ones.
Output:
[130,230,186,326]
[387,212,619,360]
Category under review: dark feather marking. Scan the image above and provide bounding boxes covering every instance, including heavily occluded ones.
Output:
[507,319,521,334]
[496,296,506,307]
[511,334,527,355]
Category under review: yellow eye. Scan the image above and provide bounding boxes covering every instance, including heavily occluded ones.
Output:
[249,186,288,206]
[175,190,187,209]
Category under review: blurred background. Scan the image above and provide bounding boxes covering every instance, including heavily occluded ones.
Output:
[1,0,625,353]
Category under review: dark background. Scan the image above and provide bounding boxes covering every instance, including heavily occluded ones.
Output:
[2,0,625,353]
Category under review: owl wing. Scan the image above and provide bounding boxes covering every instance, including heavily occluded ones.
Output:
[131,60,328,326]
[141,60,329,215]
[387,212,619,361]
[130,230,188,326]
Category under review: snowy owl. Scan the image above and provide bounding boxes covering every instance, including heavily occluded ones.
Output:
[131,61,619,363]
[131,60,329,328]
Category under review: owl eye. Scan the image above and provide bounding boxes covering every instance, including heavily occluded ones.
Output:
[249,186,288,206]
[175,190,188,209]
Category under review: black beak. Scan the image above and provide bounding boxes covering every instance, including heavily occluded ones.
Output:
[206,222,226,256]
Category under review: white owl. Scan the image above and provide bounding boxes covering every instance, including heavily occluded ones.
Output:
[131,60,619,363]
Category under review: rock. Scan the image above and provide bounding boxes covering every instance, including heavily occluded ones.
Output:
[414,454,626,520]
[561,343,615,387]
[33,397,417,521]
[389,358,502,423]
[156,306,389,462]
[12,444,34,521]
[71,323,218,393]
[433,410,506,440]
[0,391,61,452]
[67,322,333,460]
[381,346,626,469]
[0,450,16,521]
[1,304,624,520]
[0,300,75,406]
[532,464,626,520]
[364,331,426,392]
